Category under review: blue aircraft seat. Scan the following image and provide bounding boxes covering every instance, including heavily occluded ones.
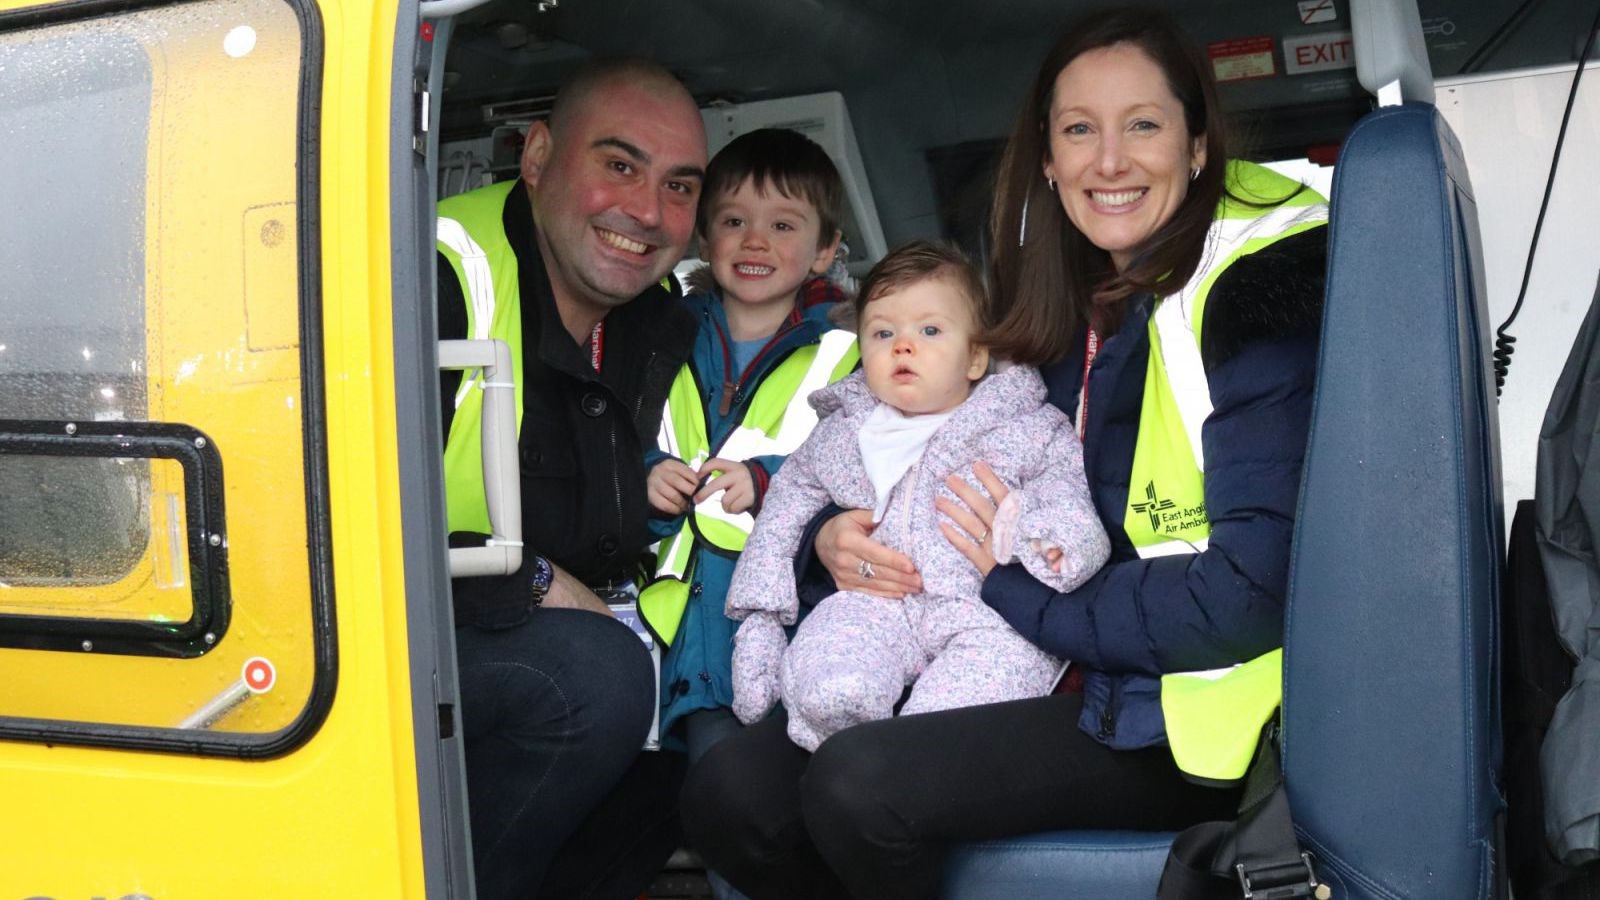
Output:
[945,102,1502,900]
[1282,101,1502,899]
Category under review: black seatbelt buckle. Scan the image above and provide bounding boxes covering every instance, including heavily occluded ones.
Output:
[1235,851,1331,899]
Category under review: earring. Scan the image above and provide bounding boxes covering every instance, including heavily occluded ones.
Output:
[1046,175,1057,192]
[1190,167,1201,182]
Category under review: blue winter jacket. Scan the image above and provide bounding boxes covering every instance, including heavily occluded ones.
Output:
[646,279,849,745]
[981,226,1328,750]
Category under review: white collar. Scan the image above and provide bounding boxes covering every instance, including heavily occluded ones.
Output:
[858,403,954,522]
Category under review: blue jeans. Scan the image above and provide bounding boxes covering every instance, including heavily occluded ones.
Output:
[456,607,683,900]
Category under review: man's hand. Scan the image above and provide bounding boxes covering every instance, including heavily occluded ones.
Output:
[647,458,699,516]
[541,562,615,618]
[696,457,755,515]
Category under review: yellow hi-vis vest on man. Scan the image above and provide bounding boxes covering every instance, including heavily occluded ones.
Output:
[436,180,526,535]
[640,329,858,646]
[1133,161,1326,784]
[434,180,671,535]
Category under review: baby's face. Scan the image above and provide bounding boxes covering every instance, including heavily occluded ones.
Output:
[702,178,836,312]
[860,278,989,416]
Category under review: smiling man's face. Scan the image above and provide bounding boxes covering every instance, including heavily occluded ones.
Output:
[522,74,707,323]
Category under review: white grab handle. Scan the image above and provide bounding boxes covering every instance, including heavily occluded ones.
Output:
[440,339,524,578]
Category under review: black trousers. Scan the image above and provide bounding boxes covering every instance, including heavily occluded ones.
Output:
[680,693,1241,900]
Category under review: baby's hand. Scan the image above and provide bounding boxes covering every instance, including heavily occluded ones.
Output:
[696,457,755,515]
[1045,547,1064,572]
[647,458,699,517]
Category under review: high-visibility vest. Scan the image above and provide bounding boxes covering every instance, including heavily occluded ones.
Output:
[1133,161,1327,784]
[434,180,672,536]
[436,180,526,536]
[640,329,858,646]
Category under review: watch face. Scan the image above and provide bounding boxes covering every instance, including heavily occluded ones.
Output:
[531,556,553,594]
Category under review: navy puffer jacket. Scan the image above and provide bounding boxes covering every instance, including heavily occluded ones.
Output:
[981,226,1328,750]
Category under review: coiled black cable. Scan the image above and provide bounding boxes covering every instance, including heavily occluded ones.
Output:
[1494,3,1600,396]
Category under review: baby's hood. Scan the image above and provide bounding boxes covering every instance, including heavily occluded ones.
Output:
[941,363,1050,433]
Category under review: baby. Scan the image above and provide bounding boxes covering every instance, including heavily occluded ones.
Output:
[727,240,1111,751]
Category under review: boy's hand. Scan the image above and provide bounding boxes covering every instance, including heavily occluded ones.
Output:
[695,457,755,514]
[647,458,699,516]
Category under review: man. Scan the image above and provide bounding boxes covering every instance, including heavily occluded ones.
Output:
[435,59,706,899]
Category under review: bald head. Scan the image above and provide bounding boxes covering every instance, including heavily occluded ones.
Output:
[519,56,707,343]
[548,58,698,140]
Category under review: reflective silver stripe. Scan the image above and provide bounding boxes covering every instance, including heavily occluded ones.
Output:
[657,527,692,580]
[717,329,857,462]
[1169,663,1239,682]
[1134,536,1210,559]
[693,494,755,536]
[437,216,497,408]
[656,394,682,463]
[1151,295,1212,474]
[1153,203,1329,474]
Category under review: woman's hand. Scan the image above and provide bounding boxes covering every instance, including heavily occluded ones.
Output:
[818,508,922,598]
[939,461,1009,577]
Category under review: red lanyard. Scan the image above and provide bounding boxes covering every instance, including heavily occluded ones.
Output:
[1077,328,1099,440]
[589,321,604,372]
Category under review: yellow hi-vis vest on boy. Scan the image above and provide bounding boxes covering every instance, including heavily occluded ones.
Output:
[1133,161,1326,784]
[640,329,858,647]
[435,180,672,535]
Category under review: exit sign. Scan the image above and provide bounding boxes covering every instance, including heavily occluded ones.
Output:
[1283,30,1355,75]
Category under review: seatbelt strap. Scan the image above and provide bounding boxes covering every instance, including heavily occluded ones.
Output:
[1158,718,1331,900]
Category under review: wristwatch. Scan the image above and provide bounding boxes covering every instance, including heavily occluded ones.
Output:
[529,555,554,607]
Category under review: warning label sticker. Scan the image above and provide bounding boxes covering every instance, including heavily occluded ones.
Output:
[1207,36,1276,83]
[1298,0,1337,25]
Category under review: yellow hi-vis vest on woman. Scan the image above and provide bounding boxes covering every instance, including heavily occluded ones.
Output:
[435,180,671,535]
[1133,161,1326,784]
[640,329,858,646]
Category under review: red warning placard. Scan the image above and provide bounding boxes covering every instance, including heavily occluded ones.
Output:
[1207,36,1276,83]
[243,657,276,694]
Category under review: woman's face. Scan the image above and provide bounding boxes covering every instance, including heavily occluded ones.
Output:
[1042,43,1206,272]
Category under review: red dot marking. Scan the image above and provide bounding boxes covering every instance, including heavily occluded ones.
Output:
[243,657,276,693]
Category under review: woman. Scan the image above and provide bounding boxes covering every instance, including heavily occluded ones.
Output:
[680,9,1329,899]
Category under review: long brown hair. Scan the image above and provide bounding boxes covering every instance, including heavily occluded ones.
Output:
[985,9,1228,365]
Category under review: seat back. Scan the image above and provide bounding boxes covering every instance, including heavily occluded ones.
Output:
[1284,101,1503,899]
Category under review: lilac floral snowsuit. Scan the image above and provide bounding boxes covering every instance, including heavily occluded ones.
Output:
[727,364,1110,751]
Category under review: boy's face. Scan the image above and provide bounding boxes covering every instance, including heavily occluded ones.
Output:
[860,277,989,416]
[702,178,840,312]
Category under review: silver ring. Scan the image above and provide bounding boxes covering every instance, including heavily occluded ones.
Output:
[858,560,876,580]
[976,529,990,546]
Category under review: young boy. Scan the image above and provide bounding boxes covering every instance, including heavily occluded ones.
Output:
[641,128,858,765]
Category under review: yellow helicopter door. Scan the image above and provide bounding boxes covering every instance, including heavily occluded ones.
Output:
[0,0,469,894]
